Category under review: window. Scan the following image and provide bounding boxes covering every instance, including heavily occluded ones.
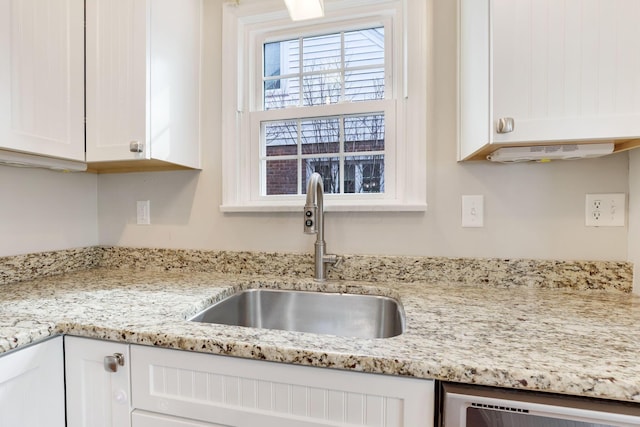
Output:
[221,0,427,211]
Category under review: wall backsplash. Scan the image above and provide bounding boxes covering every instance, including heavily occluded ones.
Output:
[0,247,101,286]
[0,247,632,292]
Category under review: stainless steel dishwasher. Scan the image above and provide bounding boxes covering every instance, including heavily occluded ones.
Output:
[442,383,640,427]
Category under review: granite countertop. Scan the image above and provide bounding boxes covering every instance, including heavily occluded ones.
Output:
[1,263,640,404]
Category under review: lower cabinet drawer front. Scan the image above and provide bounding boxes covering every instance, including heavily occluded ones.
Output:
[130,345,434,427]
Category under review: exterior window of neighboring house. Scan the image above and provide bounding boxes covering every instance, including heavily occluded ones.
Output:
[221,0,427,211]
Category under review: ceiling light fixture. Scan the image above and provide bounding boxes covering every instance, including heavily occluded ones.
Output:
[284,0,324,21]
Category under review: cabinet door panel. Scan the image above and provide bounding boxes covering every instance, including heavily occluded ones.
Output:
[85,0,201,169]
[85,0,148,162]
[65,336,131,427]
[492,0,640,143]
[0,337,65,427]
[0,0,84,161]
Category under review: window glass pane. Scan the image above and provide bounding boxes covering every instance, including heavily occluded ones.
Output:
[301,118,339,154]
[345,114,385,152]
[265,120,297,156]
[264,38,299,77]
[344,27,384,68]
[344,155,384,193]
[302,33,341,73]
[264,42,281,80]
[302,73,341,106]
[302,157,340,194]
[266,159,298,195]
[345,68,385,101]
[265,77,301,110]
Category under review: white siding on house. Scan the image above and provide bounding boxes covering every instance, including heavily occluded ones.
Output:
[265,27,385,110]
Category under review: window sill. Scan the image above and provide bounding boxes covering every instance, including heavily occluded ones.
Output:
[220,200,428,213]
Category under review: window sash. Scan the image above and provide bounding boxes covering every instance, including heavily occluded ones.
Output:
[251,99,396,201]
[255,15,394,113]
[260,26,387,110]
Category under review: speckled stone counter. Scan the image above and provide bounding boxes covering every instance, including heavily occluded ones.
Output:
[1,246,633,290]
[1,254,640,404]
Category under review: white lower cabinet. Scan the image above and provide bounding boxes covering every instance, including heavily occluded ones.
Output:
[65,336,132,427]
[132,410,227,427]
[63,337,434,427]
[0,337,65,427]
[130,345,435,427]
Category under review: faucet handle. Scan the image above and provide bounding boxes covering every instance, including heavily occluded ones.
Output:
[333,255,344,268]
[323,254,343,268]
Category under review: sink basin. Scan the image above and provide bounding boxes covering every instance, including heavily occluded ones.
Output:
[189,289,405,339]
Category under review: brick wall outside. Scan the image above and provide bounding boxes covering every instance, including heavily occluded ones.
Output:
[265,139,384,195]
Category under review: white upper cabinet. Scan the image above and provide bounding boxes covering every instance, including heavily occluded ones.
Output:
[0,0,85,162]
[459,0,640,160]
[85,0,202,173]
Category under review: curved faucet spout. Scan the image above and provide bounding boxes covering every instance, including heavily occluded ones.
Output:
[303,172,337,281]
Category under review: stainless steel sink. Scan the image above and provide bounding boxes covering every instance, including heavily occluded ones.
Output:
[189,289,405,339]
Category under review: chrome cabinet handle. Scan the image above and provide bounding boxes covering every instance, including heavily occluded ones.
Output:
[496,117,515,134]
[104,353,125,373]
[129,140,144,153]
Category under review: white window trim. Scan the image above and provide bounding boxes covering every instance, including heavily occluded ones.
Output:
[220,0,427,212]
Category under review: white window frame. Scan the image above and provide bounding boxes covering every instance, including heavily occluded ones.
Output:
[220,0,427,212]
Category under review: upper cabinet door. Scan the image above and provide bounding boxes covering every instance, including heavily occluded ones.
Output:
[458,0,640,160]
[85,0,202,172]
[0,0,84,161]
[85,0,148,163]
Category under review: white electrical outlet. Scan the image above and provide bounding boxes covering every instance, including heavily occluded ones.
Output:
[461,195,484,227]
[137,200,151,225]
[585,193,625,227]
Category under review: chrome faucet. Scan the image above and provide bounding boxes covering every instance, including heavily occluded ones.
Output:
[304,172,339,281]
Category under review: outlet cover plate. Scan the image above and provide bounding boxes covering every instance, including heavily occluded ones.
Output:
[585,193,625,227]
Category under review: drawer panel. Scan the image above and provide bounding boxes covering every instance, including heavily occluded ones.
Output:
[131,345,434,427]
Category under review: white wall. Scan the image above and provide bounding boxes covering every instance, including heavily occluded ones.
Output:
[96,0,629,261]
[0,165,98,256]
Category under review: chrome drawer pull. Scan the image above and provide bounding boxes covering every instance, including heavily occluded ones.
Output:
[496,117,515,134]
[104,353,125,373]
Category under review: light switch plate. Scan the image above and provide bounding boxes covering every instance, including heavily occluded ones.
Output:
[462,195,484,227]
